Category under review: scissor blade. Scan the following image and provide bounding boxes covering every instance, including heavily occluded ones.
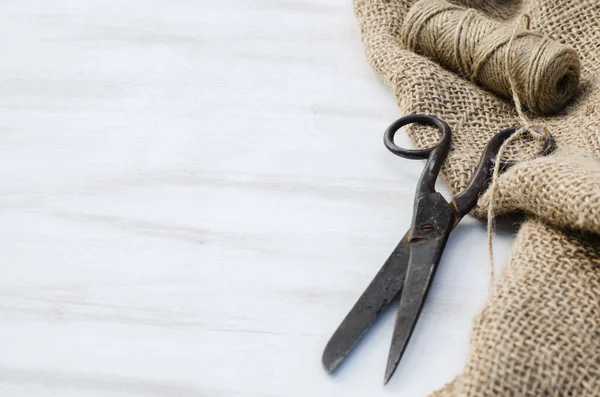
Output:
[322,232,411,374]
[384,234,450,384]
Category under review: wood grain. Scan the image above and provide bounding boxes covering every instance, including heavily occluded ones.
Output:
[0,1,515,396]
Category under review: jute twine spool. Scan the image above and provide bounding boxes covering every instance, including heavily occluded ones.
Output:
[401,0,581,115]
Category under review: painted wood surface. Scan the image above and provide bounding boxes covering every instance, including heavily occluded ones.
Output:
[0,1,515,396]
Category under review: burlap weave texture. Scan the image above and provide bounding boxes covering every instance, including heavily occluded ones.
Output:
[353,0,600,395]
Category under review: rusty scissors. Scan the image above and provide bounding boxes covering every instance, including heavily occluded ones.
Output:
[322,114,554,384]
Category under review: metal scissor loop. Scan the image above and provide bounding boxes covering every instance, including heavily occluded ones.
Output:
[384,115,554,218]
[322,114,555,384]
[384,114,451,204]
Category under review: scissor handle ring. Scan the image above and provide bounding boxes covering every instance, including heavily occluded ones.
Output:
[451,126,555,218]
[383,114,451,160]
[499,127,555,169]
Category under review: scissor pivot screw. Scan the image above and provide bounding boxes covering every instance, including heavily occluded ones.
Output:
[419,224,435,233]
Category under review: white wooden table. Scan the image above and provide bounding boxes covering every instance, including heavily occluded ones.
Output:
[0,1,515,396]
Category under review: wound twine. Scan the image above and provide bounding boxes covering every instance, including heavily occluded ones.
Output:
[401,0,581,115]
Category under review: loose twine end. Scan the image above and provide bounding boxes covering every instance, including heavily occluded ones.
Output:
[486,14,548,293]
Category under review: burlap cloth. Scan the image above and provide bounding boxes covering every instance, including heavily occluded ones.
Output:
[353,0,600,395]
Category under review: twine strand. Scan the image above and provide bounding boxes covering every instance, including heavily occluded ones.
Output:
[486,15,548,290]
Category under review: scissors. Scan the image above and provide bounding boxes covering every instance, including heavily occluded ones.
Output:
[322,114,554,384]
